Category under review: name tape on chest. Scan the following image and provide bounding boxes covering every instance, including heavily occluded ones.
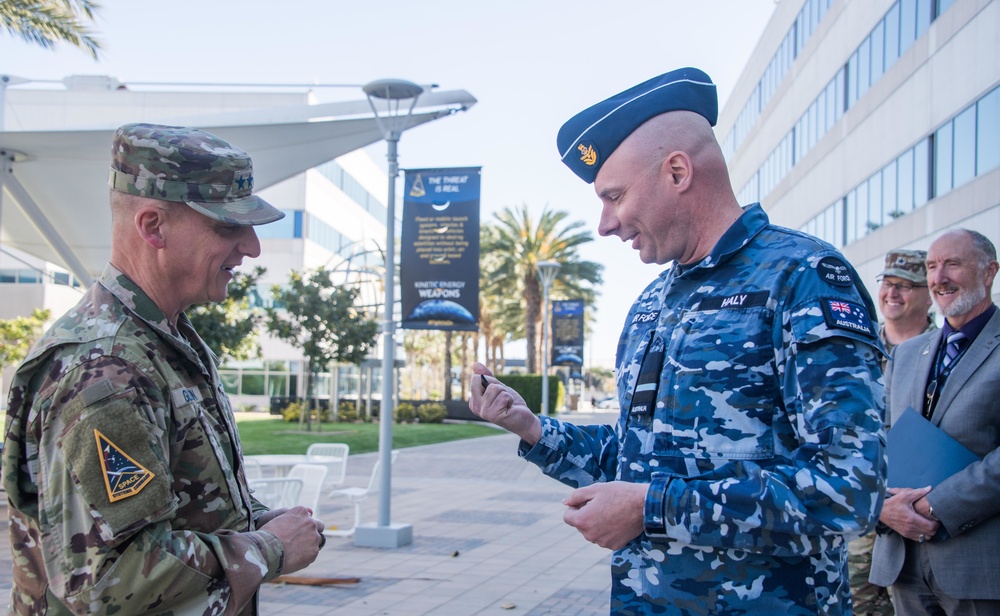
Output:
[171,386,204,408]
[698,290,769,311]
[95,430,155,502]
[821,298,875,337]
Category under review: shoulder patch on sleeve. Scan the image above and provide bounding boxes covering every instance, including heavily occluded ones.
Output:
[817,257,855,287]
[95,430,155,502]
[821,298,876,337]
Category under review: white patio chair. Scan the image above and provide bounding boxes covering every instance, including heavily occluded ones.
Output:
[242,457,263,481]
[287,463,328,513]
[248,477,303,510]
[305,443,350,488]
[323,450,399,538]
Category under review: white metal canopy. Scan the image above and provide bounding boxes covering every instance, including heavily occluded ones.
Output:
[0,89,477,285]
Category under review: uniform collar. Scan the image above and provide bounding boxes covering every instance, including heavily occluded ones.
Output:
[98,263,216,369]
[674,203,766,277]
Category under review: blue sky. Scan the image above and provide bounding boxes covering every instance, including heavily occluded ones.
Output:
[1,0,777,368]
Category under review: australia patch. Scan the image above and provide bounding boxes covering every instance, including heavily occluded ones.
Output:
[821,298,875,337]
[818,257,855,287]
[95,430,155,502]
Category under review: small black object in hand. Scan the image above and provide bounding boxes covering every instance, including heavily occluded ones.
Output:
[481,375,489,390]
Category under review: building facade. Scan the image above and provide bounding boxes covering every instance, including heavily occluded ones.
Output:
[720,0,998,309]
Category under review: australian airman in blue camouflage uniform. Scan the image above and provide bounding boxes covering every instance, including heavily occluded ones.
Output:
[3,124,324,615]
[470,69,886,615]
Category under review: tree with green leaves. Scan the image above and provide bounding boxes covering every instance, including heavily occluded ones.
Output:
[481,204,603,374]
[0,0,102,58]
[0,307,51,398]
[0,307,50,367]
[187,266,266,362]
[266,267,379,431]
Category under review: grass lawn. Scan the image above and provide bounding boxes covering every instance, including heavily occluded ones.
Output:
[235,414,503,455]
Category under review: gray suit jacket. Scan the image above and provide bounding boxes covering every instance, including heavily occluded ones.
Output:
[870,309,1000,598]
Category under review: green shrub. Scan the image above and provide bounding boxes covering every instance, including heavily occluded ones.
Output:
[280,401,331,423]
[497,375,564,415]
[281,401,303,422]
[337,406,359,423]
[396,402,417,423]
[417,402,447,424]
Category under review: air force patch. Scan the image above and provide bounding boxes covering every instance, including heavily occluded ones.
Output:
[818,257,855,287]
[821,298,875,337]
[95,430,155,502]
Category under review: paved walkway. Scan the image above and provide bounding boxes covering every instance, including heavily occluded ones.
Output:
[0,411,617,615]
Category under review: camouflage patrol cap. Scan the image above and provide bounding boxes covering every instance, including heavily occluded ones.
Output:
[108,123,284,226]
[878,249,928,284]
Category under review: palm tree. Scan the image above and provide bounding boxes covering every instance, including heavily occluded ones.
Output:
[481,204,603,374]
[1,0,102,58]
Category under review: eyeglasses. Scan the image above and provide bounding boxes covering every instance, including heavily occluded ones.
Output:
[880,280,927,293]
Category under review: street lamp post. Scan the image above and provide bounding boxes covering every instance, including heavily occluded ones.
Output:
[355,78,424,548]
[536,260,561,417]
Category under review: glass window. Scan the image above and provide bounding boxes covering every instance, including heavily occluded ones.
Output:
[833,199,844,248]
[934,123,954,197]
[53,271,70,285]
[847,52,859,108]
[0,269,17,283]
[18,271,41,284]
[977,86,1000,175]
[916,0,931,37]
[914,138,931,207]
[885,4,901,71]
[869,172,883,229]
[220,372,240,395]
[952,105,977,189]
[817,91,827,137]
[267,373,288,397]
[241,373,265,396]
[900,0,917,55]
[835,68,846,121]
[857,180,870,236]
[826,80,837,129]
[898,149,915,214]
[846,191,858,245]
[255,209,298,239]
[871,20,885,83]
[883,159,899,219]
[858,38,871,97]
[936,0,954,16]
[824,206,835,245]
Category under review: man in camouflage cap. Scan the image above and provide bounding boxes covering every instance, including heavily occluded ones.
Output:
[3,123,325,614]
[469,68,885,615]
[875,249,936,360]
[848,249,936,616]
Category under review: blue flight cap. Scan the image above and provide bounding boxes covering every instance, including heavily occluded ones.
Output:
[556,67,718,184]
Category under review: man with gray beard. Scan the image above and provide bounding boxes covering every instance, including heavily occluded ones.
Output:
[871,229,1000,615]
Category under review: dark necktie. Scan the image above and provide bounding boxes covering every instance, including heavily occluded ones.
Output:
[941,331,967,369]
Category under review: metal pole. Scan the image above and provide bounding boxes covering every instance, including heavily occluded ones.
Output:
[541,282,551,416]
[377,134,398,527]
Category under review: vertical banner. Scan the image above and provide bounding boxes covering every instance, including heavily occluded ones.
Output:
[400,167,481,331]
[551,299,585,367]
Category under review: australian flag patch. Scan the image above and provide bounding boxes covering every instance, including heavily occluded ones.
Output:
[95,430,155,502]
[821,298,875,337]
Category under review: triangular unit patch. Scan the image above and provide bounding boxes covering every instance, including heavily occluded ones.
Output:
[94,429,155,502]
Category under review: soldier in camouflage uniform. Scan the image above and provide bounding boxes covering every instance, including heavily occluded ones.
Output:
[849,250,935,616]
[2,124,326,615]
[469,68,886,615]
